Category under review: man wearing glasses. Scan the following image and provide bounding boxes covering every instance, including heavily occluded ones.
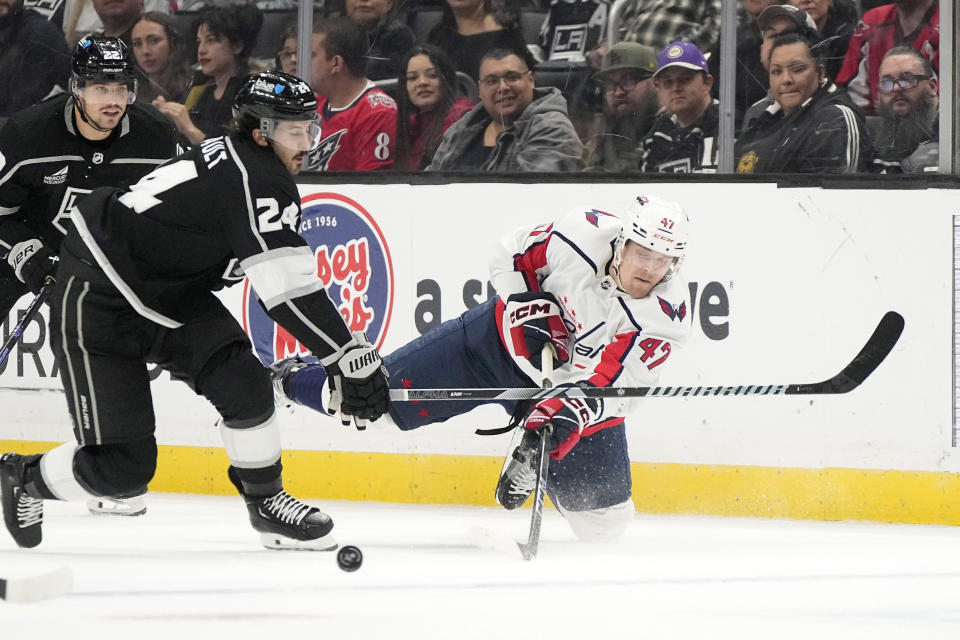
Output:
[427,48,582,172]
[640,41,718,173]
[584,42,659,172]
[872,45,938,173]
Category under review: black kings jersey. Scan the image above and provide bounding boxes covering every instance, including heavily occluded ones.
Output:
[65,136,354,363]
[0,93,178,260]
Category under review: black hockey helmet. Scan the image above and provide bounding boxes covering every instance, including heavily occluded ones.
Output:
[233,71,318,121]
[71,36,137,103]
[233,71,321,151]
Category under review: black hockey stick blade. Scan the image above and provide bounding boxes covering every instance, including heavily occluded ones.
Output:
[388,311,904,402]
[517,429,550,561]
[786,310,904,395]
[0,567,73,603]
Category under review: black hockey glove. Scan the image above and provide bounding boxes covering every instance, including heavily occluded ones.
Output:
[523,385,602,461]
[325,333,390,431]
[7,239,58,294]
[504,291,572,369]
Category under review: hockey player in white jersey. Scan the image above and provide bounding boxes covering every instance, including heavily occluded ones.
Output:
[275,194,691,542]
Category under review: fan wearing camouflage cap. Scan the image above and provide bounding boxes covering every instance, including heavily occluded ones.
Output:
[584,42,659,172]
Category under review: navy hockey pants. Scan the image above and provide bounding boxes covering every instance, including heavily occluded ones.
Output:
[287,297,632,511]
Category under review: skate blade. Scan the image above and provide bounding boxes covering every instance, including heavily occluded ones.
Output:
[86,498,147,517]
[259,531,339,551]
[0,567,73,603]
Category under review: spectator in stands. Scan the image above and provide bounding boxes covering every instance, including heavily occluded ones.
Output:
[536,0,608,63]
[641,41,718,173]
[90,0,144,49]
[872,45,938,173]
[427,48,582,172]
[427,0,530,81]
[275,24,298,75]
[305,17,398,171]
[131,12,194,103]
[346,0,415,81]
[616,0,722,58]
[836,0,938,114]
[789,0,857,80]
[583,42,658,172]
[735,33,871,173]
[152,5,263,146]
[0,0,71,119]
[740,4,820,133]
[394,44,474,170]
[736,0,780,129]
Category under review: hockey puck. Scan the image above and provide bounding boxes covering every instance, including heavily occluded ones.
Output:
[336,545,363,572]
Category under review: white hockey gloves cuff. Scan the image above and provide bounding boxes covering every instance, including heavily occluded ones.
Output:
[7,239,58,294]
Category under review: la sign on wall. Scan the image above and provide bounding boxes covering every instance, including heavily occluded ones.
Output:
[243,192,395,365]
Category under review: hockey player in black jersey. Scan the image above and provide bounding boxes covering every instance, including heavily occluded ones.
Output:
[0,36,177,314]
[0,35,178,517]
[0,71,390,551]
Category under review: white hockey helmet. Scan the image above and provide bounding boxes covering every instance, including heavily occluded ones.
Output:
[613,194,690,282]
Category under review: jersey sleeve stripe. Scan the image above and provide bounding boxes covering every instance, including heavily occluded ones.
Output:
[512,232,552,291]
[223,136,268,254]
[0,156,85,188]
[0,205,20,216]
[588,331,638,387]
[71,208,184,329]
[108,158,169,165]
[241,247,326,309]
[552,231,598,274]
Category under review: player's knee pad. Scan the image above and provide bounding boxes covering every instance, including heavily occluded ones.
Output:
[195,342,273,427]
[42,437,157,500]
[558,498,635,543]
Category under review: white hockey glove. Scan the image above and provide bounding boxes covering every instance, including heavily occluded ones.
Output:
[7,238,58,294]
[325,333,390,430]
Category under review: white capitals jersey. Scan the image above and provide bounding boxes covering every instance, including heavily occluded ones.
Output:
[489,207,691,423]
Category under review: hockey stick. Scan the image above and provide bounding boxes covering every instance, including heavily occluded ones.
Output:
[0,567,73,603]
[390,311,905,403]
[517,346,554,561]
[0,280,54,369]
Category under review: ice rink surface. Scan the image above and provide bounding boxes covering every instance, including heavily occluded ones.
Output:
[2,494,960,639]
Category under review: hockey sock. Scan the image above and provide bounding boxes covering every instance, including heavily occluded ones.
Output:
[283,364,329,415]
[23,456,57,500]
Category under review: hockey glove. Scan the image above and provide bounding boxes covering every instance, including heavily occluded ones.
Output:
[325,333,390,430]
[7,239,58,294]
[504,291,571,369]
[523,389,602,461]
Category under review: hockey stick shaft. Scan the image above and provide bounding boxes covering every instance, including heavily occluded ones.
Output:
[516,347,554,561]
[389,311,905,402]
[0,280,53,368]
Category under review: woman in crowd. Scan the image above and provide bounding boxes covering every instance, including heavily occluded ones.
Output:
[152,5,263,146]
[131,12,195,103]
[275,24,298,75]
[790,0,858,80]
[345,0,415,81]
[427,0,531,80]
[735,33,872,173]
[394,44,474,170]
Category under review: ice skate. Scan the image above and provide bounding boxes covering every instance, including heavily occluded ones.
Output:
[269,355,310,412]
[0,453,44,548]
[495,429,541,510]
[86,495,147,516]
[245,490,338,551]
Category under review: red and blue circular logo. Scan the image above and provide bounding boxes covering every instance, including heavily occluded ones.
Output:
[243,192,394,364]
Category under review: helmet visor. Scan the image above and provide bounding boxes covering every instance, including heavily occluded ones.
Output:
[72,77,137,105]
[261,116,322,152]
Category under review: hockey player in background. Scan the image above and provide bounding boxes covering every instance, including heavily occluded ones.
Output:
[0,35,179,517]
[0,71,390,551]
[273,194,692,542]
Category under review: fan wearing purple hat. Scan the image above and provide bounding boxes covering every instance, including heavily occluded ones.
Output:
[640,41,718,173]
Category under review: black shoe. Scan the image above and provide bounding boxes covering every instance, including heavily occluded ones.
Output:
[495,430,541,510]
[0,453,44,548]
[245,491,338,551]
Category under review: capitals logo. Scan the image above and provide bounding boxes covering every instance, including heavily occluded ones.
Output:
[657,296,686,322]
[584,208,616,227]
[243,192,394,364]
